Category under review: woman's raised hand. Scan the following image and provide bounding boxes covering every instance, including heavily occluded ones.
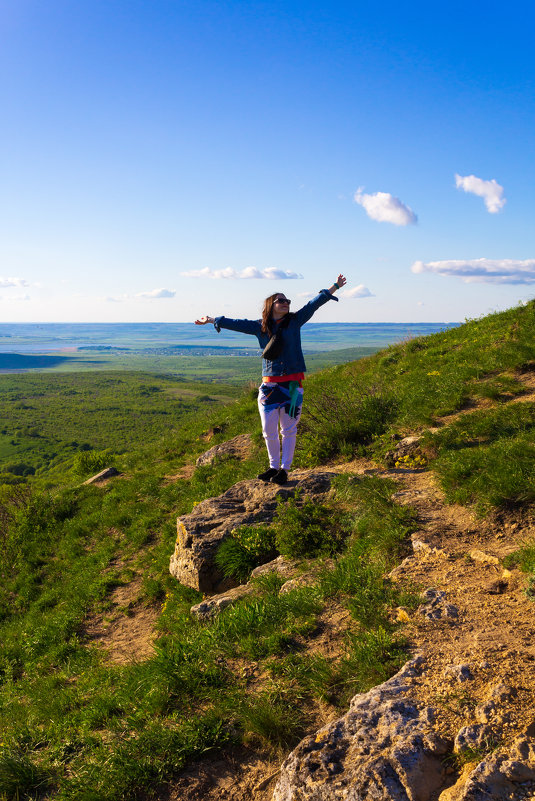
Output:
[194,316,214,325]
[336,274,347,288]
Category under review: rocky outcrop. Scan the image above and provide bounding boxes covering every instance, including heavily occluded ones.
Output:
[195,433,254,468]
[169,470,334,593]
[273,653,535,801]
[441,734,535,800]
[273,654,451,801]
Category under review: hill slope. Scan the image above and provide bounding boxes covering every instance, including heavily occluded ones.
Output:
[1,301,535,800]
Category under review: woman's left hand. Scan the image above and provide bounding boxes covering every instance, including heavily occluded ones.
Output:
[336,274,347,288]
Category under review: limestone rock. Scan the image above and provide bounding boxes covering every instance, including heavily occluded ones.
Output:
[441,736,535,800]
[169,470,334,593]
[273,655,451,801]
[384,436,427,469]
[474,700,497,724]
[445,664,474,683]
[250,555,300,580]
[83,467,119,485]
[190,556,300,619]
[418,588,459,621]
[454,724,494,754]
[190,585,251,620]
[468,549,500,566]
[488,682,517,703]
[195,433,253,468]
[412,537,450,559]
[279,560,334,595]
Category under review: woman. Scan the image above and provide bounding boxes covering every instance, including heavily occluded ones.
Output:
[195,274,347,484]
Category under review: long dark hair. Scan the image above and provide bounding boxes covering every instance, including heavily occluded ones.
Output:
[261,293,290,336]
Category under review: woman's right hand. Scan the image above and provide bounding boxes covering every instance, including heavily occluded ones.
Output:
[194,316,214,325]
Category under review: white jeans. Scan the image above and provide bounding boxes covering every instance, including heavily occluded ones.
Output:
[257,386,304,470]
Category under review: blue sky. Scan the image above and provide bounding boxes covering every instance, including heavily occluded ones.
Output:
[1,0,534,322]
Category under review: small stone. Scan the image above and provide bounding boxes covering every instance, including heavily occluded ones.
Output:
[485,579,509,594]
[83,466,119,484]
[475,700,497,724]
[445,664,474,683]
[488,683,517,703]
[469,548,500,565]
[502,568,513,578]
[454,723,494,754]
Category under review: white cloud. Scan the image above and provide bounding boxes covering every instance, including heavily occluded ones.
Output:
[455,174,506,213]
[411,258,535,284]
[0,277,29,288]
[354,188,417,226]
[104,288,176,302]
[0,293,30,301]
[297,291,315,299]
[181,266,303,280]
[135,288,176,299]
[341,284,375,298]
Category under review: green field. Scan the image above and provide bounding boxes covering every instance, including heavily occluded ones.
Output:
[0,345,376,485]
[0,344,377,380]
[0,371,240,485]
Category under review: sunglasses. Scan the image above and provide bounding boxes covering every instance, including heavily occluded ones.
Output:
[274,298,291,304]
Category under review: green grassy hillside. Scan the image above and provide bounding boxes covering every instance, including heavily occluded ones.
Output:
[1,301,534,800]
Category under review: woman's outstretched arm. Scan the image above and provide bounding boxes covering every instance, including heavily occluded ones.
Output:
[194,314,262,335]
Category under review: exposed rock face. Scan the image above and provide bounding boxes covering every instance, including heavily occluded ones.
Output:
[169,470,334,593]
[273,655,451,801]
[273,653,535,801]
[195,433,254,468]
[442,735,535,800]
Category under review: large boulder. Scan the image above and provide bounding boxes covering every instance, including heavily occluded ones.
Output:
[169,470,334,593]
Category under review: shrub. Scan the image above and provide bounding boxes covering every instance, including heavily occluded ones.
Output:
[215,524,276,583]
[0,747,53,800]
[298,377,397,465]
[272,493,344,558]
[72,450,114,479]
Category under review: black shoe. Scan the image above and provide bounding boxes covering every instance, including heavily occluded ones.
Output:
[270,469,288,485]
[257,468,278,482]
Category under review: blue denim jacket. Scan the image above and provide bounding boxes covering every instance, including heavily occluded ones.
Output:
[213,289,338,376]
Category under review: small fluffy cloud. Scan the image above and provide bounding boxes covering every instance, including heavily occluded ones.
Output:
[135,288,176,299]
[105,288,176,302]
[455,174,506,213]
[181,266,303,280]
[0,277,29,288]
[354,188,417,226]
[0,293,30,301]
[411,258,535,284]
[341,284,375,298]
